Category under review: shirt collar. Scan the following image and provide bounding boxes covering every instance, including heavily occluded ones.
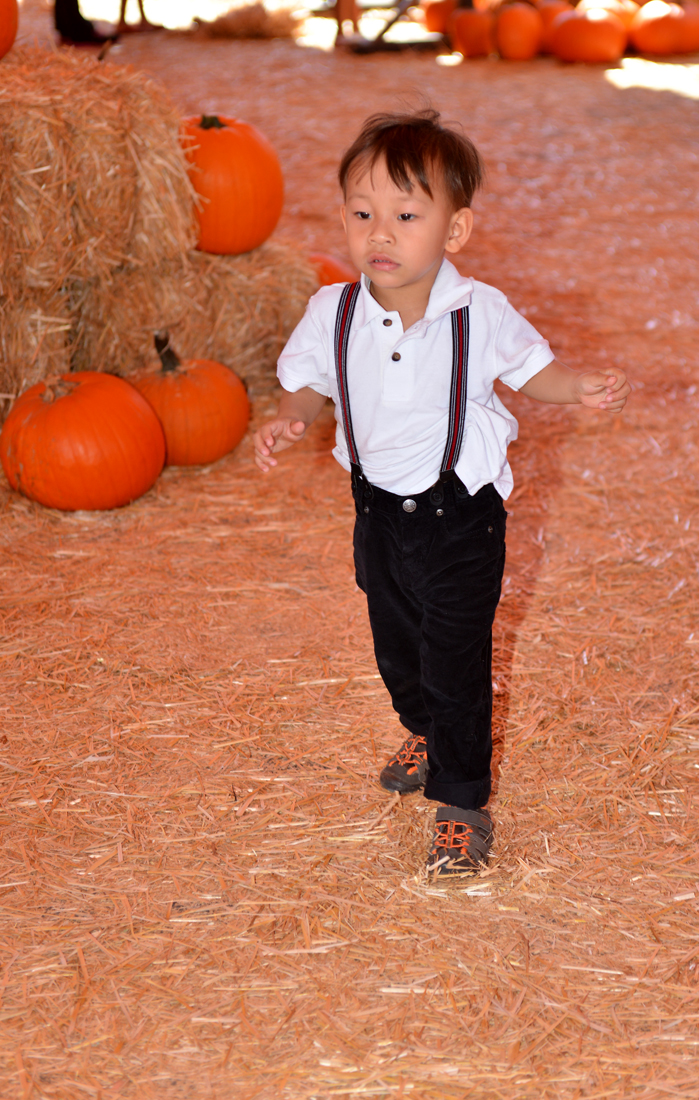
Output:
[353,258,473,330]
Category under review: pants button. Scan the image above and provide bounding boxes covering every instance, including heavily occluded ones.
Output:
[402,499,417,513]
[364,506,370,514]
[488,525,494,533]
[436,509,444,516]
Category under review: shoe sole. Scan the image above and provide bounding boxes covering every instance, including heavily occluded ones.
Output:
[379,774,424,794]
[427,857,483,877]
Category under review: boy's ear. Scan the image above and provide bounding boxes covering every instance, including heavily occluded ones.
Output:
[340,205,347,233]
[444,207,474,254]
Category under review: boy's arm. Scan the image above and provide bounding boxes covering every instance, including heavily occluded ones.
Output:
[253,386,327,472]
[519,359,630,411]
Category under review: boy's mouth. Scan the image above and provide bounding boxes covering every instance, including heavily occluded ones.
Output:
[369,254,399,272]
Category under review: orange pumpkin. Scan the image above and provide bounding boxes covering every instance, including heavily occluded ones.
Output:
[675,0,699,49]
[496,3,544,58]
[0,0,18,61]
[423,0,457,32]
[537,0,575,50]
[181,115,284,255]
[0,372,165,511]
[577,0,639,28]
[629,0,683,51]
[551,8,627,60]
[309,252,358,286]
[131,334,250,467]
[450,7,497,55]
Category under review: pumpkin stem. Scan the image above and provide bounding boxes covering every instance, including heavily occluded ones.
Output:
[200,115,226,130]
[41,376,77,403]
[154,331,181,373]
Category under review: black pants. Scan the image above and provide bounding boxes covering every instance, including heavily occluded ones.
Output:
[353,477,506,811]
[54,0,99,40]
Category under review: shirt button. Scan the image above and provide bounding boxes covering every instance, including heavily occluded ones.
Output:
[383,318,392,327]
[391,352,401,362]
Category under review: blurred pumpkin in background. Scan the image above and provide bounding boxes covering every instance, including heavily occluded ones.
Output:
[450,6,497,55]
[675,1,699,51]
[551,7,628,60]
[629,0,683,51]
[577,0,639,28]
[496,2,544,58]
[423,0,457,32]
[537,0,575,51]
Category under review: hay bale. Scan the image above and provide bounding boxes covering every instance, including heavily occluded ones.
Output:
[0,46,317,415]
[0,46,196,292]
[0,291,73,400]
[204,244,319,392]
[70,242,319,399]
[195,4,299,39]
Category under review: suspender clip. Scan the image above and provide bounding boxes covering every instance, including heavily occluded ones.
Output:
[438,469,469,495]
[438,469,458,484]
[351,462,374,500]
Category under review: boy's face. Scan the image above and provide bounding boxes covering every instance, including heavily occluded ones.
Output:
[341,157,472,298]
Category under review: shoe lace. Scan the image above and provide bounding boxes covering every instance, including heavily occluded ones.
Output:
[431,819,476,855]
[392,736,427,772]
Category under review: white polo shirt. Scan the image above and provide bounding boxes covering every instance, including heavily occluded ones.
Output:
[277,258,554,499]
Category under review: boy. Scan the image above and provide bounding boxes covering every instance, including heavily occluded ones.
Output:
[253,110,629,878]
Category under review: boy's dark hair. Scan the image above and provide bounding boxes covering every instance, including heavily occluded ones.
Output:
[338,109,484,210]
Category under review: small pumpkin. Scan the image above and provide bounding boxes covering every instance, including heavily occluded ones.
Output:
[0,372,165,512]
[551,7,627,61]
[181,114,284,256]
[629,0,683,51]
[0,0,18,61]
[537,0,575,51]
[496,2,544,59]
[131,334,250,467]
[450,7,497,55]
[577,0,639,28]
[309,252,358,286]
[423,0,457,32]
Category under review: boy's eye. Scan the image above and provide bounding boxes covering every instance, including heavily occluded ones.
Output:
[355,211,371,220]
[398,213,416,222]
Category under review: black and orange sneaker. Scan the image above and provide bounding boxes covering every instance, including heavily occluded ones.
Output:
[379,734,428,794]
[426,806,493,878]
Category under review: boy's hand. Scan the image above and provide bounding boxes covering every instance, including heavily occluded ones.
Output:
[575,369,630,412]
[253,418,307,472]
[253,386,328,472]
[520,361,631,410]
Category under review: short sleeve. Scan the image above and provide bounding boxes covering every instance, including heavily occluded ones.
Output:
[494,300,555,391]
[277,297,333,399]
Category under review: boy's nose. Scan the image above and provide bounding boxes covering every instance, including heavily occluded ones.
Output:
[369,221,394,244]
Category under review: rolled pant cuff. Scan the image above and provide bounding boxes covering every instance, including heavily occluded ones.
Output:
[423,773,491,812]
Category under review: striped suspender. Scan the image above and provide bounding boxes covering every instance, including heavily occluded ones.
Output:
[334,282,363,479]
[440,304,470,482]
[334,282,470,489]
